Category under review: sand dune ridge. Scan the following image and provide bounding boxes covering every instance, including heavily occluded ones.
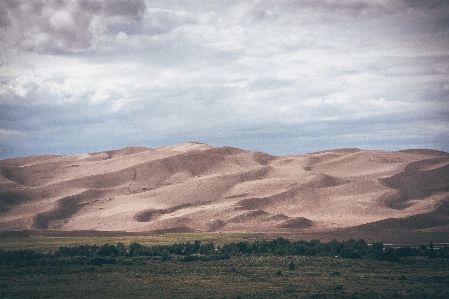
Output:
[1,143,448,240]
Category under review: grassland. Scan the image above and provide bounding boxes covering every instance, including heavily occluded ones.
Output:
[1,235,449,298]
[1,255,449,298]
[0,232,259,252]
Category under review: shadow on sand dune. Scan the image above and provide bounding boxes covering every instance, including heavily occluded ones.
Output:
[381,158,449,209]
[353,197,449,232]
[33,189,108,229]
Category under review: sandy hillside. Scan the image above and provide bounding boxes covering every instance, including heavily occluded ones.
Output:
[1,142,448,240]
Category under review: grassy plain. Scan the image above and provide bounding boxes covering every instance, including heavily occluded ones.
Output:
[1,235,449,298]
[0,232,259,252]
[2,255,449,298]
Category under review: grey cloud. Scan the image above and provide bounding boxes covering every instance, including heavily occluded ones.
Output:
[1,0,448,159]
[248,78,294,92]
[297,0,392,17]
[245,0,449,24]
[244,0,397,22]
[0,8,11,27]
[0,77,243,156]
[0,0,147,53]
[364,55,449,78]
[78,0,146,20]
[207,113,448,155]
[403,0,449,11]
[142,8,197,36]
[102,0,146,17]
[0,0,203,56]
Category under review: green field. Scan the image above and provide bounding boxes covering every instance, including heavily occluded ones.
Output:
[0,232,259,252]
[1,235,448,298]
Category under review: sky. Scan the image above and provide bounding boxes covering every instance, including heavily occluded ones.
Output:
[1,0,448,159]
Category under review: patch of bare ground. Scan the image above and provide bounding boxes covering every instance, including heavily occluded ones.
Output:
[0,142,448,242]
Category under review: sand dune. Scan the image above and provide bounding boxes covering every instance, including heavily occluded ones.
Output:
[1,142,448,240]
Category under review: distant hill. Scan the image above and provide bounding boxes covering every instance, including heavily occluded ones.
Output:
[1,142,448,242]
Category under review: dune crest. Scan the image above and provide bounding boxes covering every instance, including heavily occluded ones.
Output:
[1,143,448,238]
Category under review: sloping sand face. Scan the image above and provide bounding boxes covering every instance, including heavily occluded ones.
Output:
[1,143,448,238]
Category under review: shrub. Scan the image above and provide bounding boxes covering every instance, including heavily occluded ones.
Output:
[381,248,399,262]
[288,261,296,270]
[340,248,362,259]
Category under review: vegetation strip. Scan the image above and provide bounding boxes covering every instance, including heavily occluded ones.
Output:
[1,238,447,266]
[1,238,449,298]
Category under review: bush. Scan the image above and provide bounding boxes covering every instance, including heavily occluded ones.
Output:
[396,247,411,258]
[288,261,296,270]
[182,255,203,262]
[340,248,362,259]
[381,248,399,262]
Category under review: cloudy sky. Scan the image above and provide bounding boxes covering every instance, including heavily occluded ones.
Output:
[1,0,448,159]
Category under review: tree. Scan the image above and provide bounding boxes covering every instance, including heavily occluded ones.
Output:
[116,242,126,256]
[340,248,362,259]
[98,244,118,257]
[371,242,384,252]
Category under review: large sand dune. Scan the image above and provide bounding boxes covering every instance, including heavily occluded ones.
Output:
[1,142,448,241]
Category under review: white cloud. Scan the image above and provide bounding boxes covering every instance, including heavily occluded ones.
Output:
[0,0,448,158]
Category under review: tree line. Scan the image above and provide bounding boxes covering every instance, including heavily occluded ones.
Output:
[1,238,447,266]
